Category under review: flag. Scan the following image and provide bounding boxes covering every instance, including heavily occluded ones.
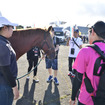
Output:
[69,26,74,38]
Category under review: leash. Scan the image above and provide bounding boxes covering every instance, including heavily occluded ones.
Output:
[16,58,43,90]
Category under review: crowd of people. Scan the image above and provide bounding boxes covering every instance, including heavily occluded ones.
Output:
[0,14,105,105]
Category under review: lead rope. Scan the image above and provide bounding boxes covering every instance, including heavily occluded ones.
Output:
[16,58,43,90]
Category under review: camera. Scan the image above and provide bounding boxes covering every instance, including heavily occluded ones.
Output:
[71,48,75,54]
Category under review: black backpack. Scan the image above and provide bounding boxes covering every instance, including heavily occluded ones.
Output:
[84,44,105,105]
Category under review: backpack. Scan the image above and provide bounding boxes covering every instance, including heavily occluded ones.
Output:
[84,44,105,105]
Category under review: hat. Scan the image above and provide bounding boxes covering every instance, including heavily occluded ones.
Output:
[0,14,18,28]
[74,29,79,33]
[92,21,105,38]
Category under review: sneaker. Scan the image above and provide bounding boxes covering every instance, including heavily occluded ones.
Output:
[68,71,75,78]
[33,76,39,83]
[68,71,73,76]
[71,73,75,78]
[26,74,30,79]
[54,77,59,85]
[47,75,53,83]
[26,76,30,79]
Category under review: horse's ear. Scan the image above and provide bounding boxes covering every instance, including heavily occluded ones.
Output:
[47,26,52,32]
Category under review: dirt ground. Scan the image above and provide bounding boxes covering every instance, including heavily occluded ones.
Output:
[13,43,88,105]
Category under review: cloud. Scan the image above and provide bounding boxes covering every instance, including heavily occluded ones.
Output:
[76,1,105,17]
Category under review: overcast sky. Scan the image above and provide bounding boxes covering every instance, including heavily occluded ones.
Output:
[0,0,105,28]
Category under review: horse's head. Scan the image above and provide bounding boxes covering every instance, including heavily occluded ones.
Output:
[39,27,56,59]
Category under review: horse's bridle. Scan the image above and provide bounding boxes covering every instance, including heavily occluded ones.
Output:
[40,32,55,55]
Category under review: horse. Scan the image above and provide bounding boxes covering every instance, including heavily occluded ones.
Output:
[8,27,55,60]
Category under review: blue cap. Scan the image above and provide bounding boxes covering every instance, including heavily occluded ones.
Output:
[74,29,79,33]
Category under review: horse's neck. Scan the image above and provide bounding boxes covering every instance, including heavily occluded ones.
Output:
[10,30,43,60]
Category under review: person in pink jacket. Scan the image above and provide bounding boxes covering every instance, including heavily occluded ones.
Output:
[69,21,105,105]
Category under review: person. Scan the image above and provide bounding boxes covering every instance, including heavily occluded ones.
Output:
[0,14,19,105]
[27,47,41,82]
[67,29,83,77]
[69,21,105,105]
[45,26,60,85]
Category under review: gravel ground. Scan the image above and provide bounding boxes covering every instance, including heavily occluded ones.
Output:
[13,43,88,105]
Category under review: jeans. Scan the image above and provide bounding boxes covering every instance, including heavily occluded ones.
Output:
[0,85,14,105]
[45,58,58,70]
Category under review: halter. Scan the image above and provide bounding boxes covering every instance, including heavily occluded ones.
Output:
[40,32,54,55]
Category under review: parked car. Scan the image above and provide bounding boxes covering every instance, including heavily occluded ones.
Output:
[53,27,66,43]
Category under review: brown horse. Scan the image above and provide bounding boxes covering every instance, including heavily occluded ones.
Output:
[8,28,55,60]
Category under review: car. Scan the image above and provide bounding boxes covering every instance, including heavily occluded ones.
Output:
[53,27,66,43]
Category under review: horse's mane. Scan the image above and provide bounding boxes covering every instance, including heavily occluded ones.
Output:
[12,28,48,37]
[13,28,47,32]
